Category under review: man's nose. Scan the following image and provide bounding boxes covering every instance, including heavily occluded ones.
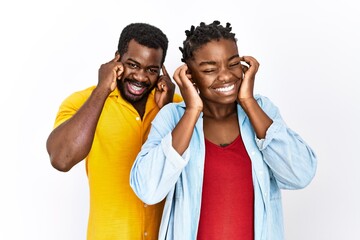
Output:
[133,69,148,82]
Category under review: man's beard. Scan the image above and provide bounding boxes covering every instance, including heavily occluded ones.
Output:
[117,78,154,104]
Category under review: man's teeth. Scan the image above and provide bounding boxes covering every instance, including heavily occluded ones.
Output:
[130,83,144,91]
[214,84,234,92]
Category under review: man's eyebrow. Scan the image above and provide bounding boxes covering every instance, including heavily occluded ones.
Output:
[127,58,160,69]
[127,58,141,65]
[147,65,161,69]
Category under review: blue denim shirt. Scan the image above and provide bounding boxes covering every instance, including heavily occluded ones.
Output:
[130,95,317,240]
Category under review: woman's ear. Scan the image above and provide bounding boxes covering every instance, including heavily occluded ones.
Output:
[185,64,195,83]
[185,63,192,74]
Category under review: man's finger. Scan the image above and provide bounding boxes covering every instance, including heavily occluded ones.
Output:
[155,81,166,92]
[162,65,169,77]
[111,53,121,63]
[160,83,166,91]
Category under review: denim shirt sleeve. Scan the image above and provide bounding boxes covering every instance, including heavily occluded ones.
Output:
[130,104,190,205]
[254,95,317,190]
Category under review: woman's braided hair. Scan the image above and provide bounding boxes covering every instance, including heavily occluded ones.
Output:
[179,20,236,63]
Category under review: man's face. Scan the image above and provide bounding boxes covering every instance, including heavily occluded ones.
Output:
[117,39,163,103]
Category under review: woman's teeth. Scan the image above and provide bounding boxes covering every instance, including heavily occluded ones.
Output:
[214,84,234,92]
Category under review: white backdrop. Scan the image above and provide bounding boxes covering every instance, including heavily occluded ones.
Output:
[1,0,359,239]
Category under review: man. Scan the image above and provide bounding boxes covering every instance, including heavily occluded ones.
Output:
[46,23,181,240]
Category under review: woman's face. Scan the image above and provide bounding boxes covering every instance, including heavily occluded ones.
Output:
[187,38,243,105]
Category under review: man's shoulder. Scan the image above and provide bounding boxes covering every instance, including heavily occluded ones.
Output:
[74,85,96,96]
[63,86,95,102]
[173,93,183,103]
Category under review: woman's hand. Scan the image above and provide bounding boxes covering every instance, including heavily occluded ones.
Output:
[173,64,203,112]
[237,56,259,104]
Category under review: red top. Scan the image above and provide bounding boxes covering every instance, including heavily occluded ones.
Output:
[197,135,254,240]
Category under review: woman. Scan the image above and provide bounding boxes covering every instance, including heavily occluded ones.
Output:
[130,20,317,240]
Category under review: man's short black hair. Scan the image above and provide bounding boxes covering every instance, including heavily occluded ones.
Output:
[118,23,168,65]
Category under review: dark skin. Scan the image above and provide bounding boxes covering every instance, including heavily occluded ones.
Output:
[46,39,175,171]
[117,40,175,116]
[172,38,273,154]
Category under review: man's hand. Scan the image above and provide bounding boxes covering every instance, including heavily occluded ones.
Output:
[98,54,124,94]
[155,65,176,109]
